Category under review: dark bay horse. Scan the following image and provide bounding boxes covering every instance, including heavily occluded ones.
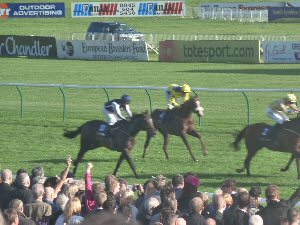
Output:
[64,112,155,178]
[143,96,208,162]
[232,116,300,178]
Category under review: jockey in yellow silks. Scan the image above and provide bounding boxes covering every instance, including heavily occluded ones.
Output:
[262,93,300,139]
[165,84,191,109]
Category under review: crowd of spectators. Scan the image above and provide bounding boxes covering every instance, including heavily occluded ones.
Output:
[0,156,300,225]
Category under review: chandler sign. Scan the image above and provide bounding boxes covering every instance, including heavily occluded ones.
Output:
[0,35,57,58]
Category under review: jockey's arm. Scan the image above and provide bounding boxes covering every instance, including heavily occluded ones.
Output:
[169,97,179,107]
[288,103,300,114]
[125,104,133,117]
[183,93,190,102]
[113,102,126,120]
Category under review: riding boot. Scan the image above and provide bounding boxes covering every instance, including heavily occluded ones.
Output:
[267,123,281,140]
[162,109,171,125]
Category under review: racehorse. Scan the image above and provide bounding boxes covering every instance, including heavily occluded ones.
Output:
[63,112,156,178]
[232,116,300,179]
[143,96,208,162]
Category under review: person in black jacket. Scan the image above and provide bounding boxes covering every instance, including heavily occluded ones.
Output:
[258,184,300,225]
[0,169,14,210]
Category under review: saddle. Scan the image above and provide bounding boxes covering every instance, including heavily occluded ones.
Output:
[261,123,281,142]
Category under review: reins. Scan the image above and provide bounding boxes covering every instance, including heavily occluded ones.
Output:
[282,128,300,136]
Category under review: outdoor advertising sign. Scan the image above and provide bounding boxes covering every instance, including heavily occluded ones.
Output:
[57,40,149,61]
[159,40,260,63]
[71,1,185,17]
[263,41,300,63]
[0,2,65,18]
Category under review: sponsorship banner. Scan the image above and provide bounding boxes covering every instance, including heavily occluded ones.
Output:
[263,41,300,63]
[0,35,57,58]
[159,40,260,63]
[71,1,185,17]
[0,2,65,19]
[200,2,286,11]
[57,40,149,61]
[268,7,300,22]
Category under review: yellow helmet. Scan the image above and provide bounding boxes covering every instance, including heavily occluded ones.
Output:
[181,84,191,93]
[286,93,297,103]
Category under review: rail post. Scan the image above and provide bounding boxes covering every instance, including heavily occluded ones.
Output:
[144,89,153,113]
[16,85,24,118]
[59,87,67,121]
[242,91,250,125]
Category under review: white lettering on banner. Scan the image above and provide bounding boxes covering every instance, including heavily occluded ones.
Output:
[19,5,55,10]
[13,10,62,16]
[4,36,53,57]
[0,7,10,16]
[0,42,4,54]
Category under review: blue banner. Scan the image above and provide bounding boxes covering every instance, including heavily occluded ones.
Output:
[268,7,300,22]
[5,3,65,18]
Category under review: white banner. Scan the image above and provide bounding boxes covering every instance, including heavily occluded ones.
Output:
[57,40,149,61]
[200,2,286,10]
[263,41,300,64]
[71,1,186,17]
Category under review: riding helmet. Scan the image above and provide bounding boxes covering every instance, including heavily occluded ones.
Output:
[121,94,131,103]
[286,93,297,103]
[181,84,191,93]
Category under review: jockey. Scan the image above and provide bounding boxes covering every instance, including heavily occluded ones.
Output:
[263,93,300,139]
[166,84,192,109]
[103,94,133,125]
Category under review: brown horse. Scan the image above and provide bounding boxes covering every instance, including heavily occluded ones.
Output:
[64,112,156,178]
[232,116,300,178]
[143,96,208,161]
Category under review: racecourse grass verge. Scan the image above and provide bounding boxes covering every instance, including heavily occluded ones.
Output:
[1,0,300,198]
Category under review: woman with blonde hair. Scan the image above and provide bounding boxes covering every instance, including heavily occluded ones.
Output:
[55,197,84,225]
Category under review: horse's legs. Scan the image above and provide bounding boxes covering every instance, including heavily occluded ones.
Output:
[123,149,138,178]
[236,148,258,175]
[188,129,208,156]
[179,131,197,162]
[142,132,153,159]
[162,132,170,159]
[281,155,294,172]
[113,154,125,176]
[296,157,300,180]
[73,148,86,175]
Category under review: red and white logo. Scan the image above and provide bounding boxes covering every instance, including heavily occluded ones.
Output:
[0,4,11,19]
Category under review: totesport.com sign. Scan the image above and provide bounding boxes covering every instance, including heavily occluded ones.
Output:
[159,40,260,63]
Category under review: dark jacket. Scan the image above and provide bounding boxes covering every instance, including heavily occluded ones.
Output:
[258,186,300,225]
[223,208,249,225]
[5,185,33,210]
[0,182,14,210]
[18,212,36,225]
[187,212,205,225]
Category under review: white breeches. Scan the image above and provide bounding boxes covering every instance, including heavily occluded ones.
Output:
[103,108,120,125]
[266,107,289,124]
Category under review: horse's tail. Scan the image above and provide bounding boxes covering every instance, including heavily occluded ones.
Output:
[63,126,82,139]
[231,126,248,151]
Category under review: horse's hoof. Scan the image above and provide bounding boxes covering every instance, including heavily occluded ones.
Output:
[281,168,287,172]
[236,169,243,173]
[194,159,199,162]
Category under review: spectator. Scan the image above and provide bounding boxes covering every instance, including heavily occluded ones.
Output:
[178,174,201,215]
[55,197,84,225]
[104,175,120,200]
[249,186,263,216]
[135,179,157,210]
[161,209,178,225]
[287,207,299,225]
[223,194,233,210]
[172,174,184,200]
[119,189,138,223]
[6,173,33,209]
[50,194,69,225]
[11,169,27,189]
[223,191,250,225]
[136,196,160,225]
[44,187,60,214]
[186,197,205,225]
[8,198,35,225]
[204,218,216,225]
[82,212,134,225]
[117,204,132,224]
[221,179,238,211]
[249,215,263,225]
[211,194,226,225]
[30,166,45,187]
[258,185,300,225]
[0,169,14,210]
[103,194,117,214]
[3,208,19,225]
[24,183,52,224]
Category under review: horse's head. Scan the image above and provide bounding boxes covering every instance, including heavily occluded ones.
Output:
[192,96,204,118]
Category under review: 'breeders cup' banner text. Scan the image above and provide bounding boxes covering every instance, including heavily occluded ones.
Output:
[159,40,260,63]
[0,35,57,58]
[71,1,185,17]
[0,3,65,18]
[263,41,300,63]
[57,40,149,61]
[268,7,300,22]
